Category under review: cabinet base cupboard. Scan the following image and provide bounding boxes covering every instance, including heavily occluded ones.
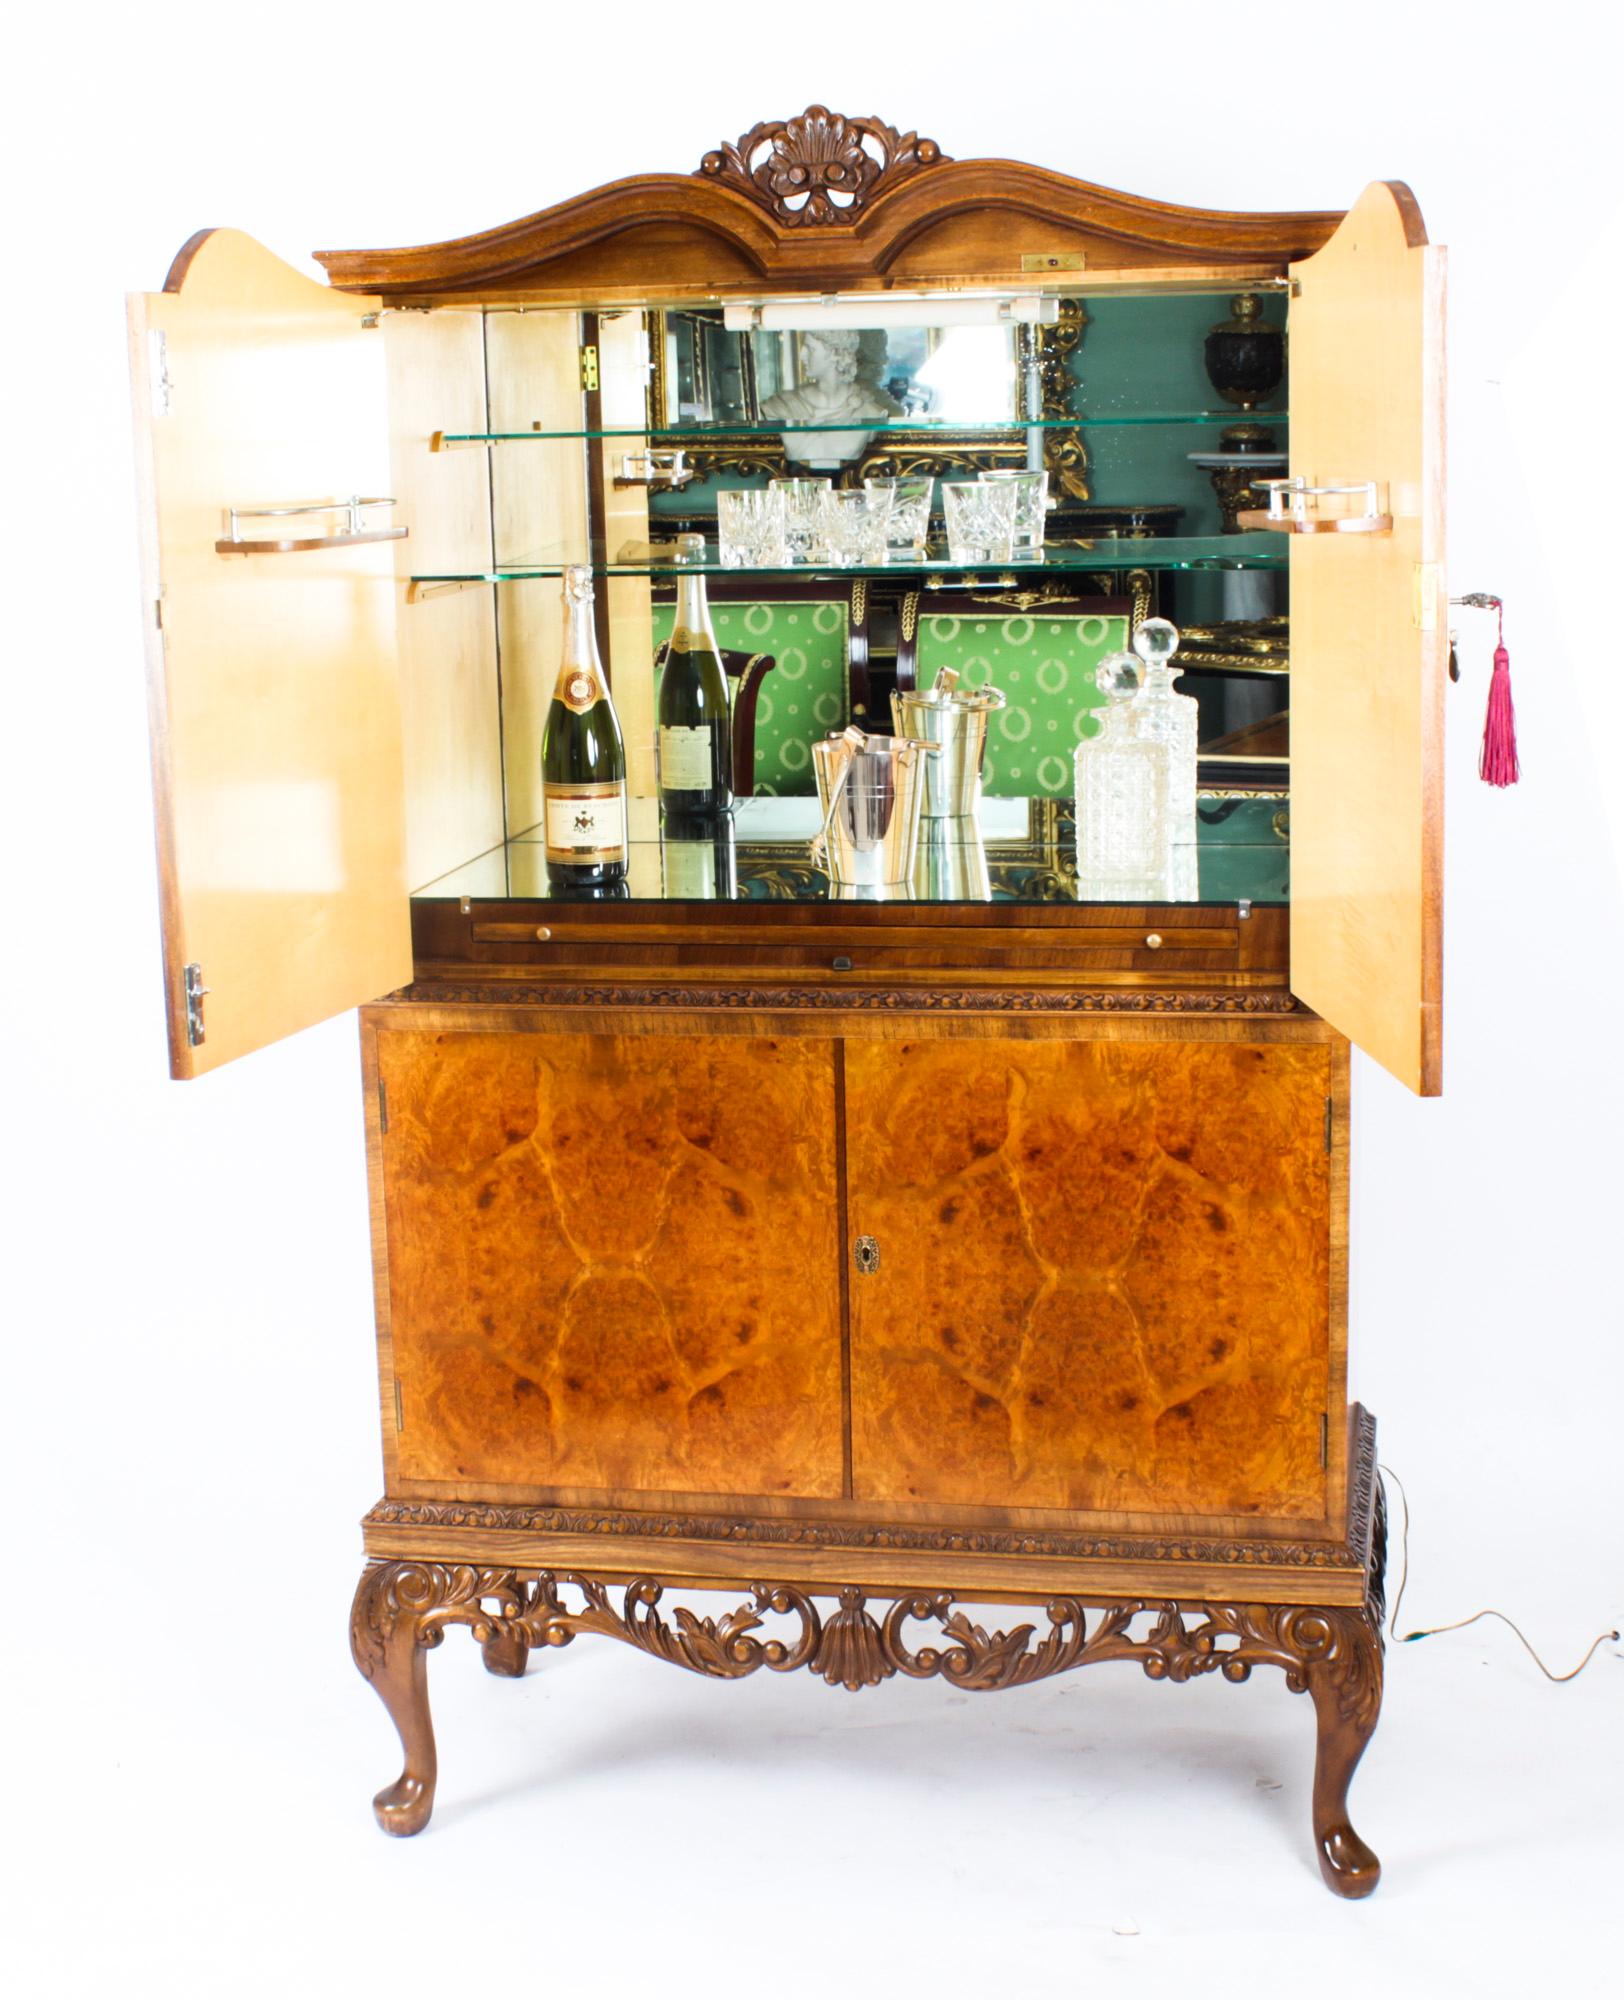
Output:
[130,108,1445,1898]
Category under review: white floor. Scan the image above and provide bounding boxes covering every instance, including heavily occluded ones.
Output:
[14,1538,1620,1997]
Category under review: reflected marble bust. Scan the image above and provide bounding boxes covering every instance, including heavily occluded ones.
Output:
[764,329,901,464]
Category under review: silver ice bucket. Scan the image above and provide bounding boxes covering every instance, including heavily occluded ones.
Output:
[810,728,939,887]
[911,816,992,901]
[890,680,1006,817]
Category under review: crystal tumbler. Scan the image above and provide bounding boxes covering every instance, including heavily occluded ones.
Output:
[717,488,788,568]
[942,479,1017,564]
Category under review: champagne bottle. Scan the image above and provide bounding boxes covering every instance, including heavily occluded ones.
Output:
[541,566,627,888]
[657,536,733,818]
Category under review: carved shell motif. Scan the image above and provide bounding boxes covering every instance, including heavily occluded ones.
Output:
[811,1586,895,1689]
[698,106,949,226]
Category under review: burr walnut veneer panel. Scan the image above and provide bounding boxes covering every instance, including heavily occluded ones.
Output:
[845,1039,1333,1518]
[378,1028,844,1498]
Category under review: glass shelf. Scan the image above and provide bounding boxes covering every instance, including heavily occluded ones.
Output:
[412,795,1288,909]
[411,533,1286,586]
[437,410,1288,446]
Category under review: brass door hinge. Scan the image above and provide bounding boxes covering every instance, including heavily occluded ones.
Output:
[393,1378,404,1432]
[1324,1096,1334,1153]
[149,328,171,416]
[1320,1412,1329,1469]
[579,344,600,392]
[377,1077,389,1135]
[183,962,210,1047]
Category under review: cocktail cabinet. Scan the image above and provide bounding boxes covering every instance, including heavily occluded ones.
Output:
[128,108,1445,1896]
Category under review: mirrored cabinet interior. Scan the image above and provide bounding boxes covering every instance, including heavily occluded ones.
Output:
[129,107,1445,1895]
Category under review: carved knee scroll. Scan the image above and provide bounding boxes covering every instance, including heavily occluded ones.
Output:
[349,1561,530,1836]
[349,1562,1383,1888]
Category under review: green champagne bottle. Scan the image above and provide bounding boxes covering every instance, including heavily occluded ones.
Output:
[657,537,733,819]
[541,566,628,888]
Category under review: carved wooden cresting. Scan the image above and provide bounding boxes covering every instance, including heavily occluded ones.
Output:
[696,107,948,225]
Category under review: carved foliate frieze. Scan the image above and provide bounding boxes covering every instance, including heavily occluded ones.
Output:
[351,1564,1382,1723]
[697,107,949,226]
[390,982,1299,1016]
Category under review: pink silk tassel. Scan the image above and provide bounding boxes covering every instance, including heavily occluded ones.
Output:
[1478,600,1519,787]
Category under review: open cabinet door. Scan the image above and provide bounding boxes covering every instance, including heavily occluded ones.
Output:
[1286,183,1446,1096]
[129,230,413,1078]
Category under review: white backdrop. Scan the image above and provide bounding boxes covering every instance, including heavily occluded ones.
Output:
[5,3,1621,1991]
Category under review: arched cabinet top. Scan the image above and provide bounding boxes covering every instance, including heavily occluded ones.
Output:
[313,104,1358,302]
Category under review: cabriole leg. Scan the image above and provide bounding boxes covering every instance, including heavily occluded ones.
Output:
[349,1561,439,1836]
[1302,1604,1384,1898]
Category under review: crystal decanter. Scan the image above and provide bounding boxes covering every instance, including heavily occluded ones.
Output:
[1130,617,1199,840]
[1074,654,1170,885]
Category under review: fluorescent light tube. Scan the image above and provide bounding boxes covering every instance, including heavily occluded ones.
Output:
[722,295,1060,333]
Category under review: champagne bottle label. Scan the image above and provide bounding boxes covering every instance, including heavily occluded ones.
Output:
[661,837,719,899]
[558,667,605,714]
[544,782,626,861]
[658,723,716,790]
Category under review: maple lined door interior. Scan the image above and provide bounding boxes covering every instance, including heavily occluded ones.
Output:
[128,229,411,1076]
[1284,180,1447,1095]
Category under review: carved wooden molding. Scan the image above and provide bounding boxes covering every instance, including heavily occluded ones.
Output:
[697,107,948,226]
[366,1496,1358,1570]
[389,982,1300,1016]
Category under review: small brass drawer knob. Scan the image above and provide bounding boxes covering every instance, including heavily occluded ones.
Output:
[1145,932,1163,949]
[535,926,552,942]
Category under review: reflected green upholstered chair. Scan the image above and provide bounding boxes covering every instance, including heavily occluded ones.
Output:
[652,589,858,797]
[910,599,1132,798]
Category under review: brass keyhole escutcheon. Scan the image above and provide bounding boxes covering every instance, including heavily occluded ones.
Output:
[854,1235,881,1275]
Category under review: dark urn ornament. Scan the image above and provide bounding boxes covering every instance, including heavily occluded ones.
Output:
[1204,292,1284,415]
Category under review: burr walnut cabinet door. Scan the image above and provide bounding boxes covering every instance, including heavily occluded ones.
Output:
[129,229,411,1078]
[845,1037,1336,1520]
[376,1026,844,1499]
[1286,181,1447,1096]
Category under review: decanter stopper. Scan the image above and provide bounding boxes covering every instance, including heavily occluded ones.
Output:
[1131,618,1181,671]
[1095,651,1144,701]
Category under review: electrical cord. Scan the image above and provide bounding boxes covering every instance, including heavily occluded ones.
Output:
[1380,1463,1619,1683]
